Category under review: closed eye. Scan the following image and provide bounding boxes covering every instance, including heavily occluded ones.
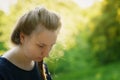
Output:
[37,44,45,48]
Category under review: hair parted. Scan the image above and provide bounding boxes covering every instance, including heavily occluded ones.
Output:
[11,6,61,45]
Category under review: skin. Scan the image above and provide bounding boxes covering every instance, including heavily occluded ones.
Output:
[3,25,60,71]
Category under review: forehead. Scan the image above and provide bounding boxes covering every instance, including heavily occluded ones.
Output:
[31,29,58,45]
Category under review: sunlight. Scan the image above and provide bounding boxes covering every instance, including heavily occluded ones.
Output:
[73,0,102,9]
[0,0,17,14]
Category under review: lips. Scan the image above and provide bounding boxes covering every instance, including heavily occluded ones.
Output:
[38,56,42,59]
[37,56,43,60]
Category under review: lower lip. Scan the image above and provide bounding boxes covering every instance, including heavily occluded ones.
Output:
[38,57,43,60]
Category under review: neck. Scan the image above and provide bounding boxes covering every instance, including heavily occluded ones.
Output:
[3,46,35,71]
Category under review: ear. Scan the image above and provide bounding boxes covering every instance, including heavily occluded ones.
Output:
[20,32,25,44]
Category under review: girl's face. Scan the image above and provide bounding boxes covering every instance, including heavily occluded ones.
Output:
[20,28,59,62]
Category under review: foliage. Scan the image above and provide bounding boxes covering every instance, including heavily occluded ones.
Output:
[88,0,120,65]
[54,61,120,80]
[0,11,9,54]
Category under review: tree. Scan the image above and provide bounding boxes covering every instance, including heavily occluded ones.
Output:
[89,0,120,65]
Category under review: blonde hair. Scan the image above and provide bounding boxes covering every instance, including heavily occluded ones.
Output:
[11,6,61,45]
[38,61,47,80]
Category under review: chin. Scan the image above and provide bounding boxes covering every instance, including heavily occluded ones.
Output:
[34,58,43,62]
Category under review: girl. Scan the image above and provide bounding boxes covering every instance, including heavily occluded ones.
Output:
[0,6,61,80]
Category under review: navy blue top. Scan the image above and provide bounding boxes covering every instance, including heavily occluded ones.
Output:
[0,57,52,80]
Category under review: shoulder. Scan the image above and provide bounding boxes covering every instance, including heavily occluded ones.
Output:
[0,57,6,80]
[0,57,6,68]
[0,57,11,73]
[0,57,7,73]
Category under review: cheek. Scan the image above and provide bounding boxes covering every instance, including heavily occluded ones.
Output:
[22,40,42,58]
[23,43,35,55]
[26,45,42,57]
[23,47,39,60]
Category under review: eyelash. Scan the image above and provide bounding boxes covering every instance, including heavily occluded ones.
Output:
[37,44,55,49]
[38,45,44,48]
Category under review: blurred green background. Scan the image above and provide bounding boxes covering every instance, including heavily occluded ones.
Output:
[0,0,120,80]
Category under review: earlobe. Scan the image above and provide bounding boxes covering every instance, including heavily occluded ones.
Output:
[20,32,25,44]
